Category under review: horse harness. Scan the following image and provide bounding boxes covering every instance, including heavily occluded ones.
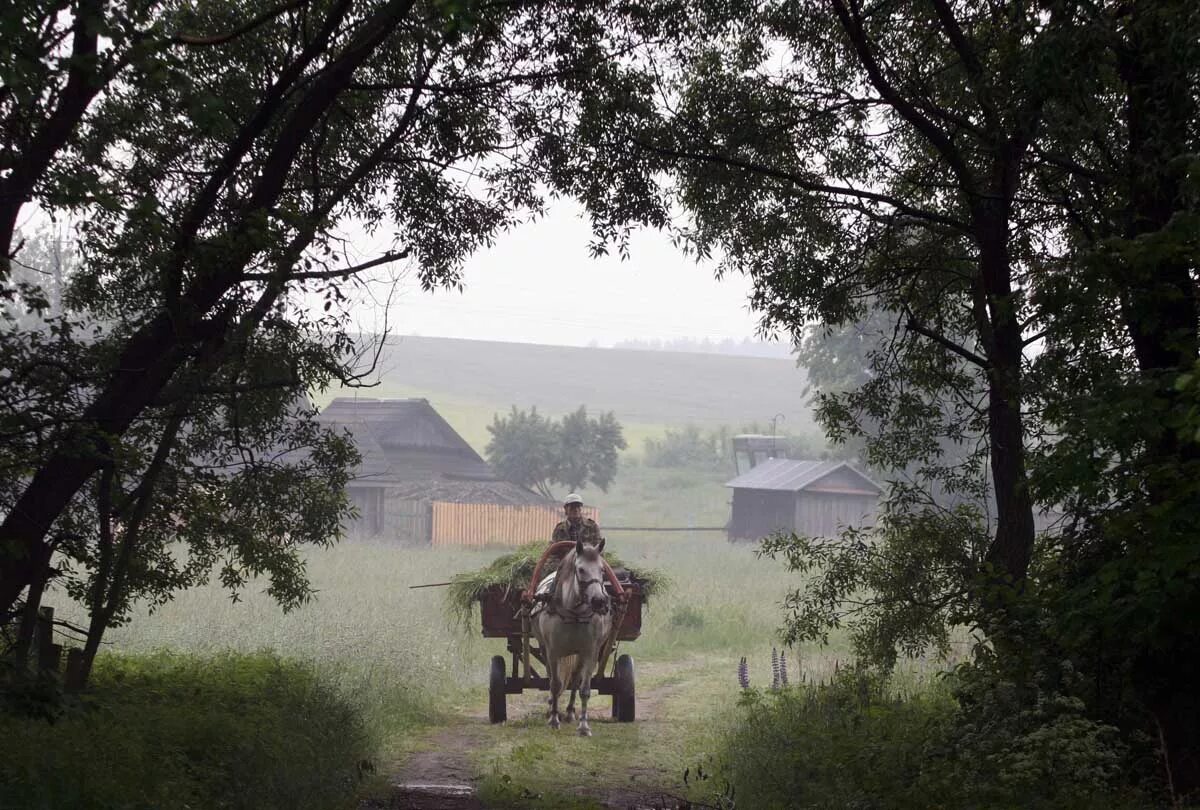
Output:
[534,571,610,624]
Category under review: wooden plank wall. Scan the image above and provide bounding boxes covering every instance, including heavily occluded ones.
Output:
[430,502,600,547]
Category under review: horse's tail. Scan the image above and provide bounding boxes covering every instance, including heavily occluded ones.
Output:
[557,653,582,688]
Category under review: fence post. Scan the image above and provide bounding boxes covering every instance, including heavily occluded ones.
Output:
[65,648,86,692]
[33,606,56,672]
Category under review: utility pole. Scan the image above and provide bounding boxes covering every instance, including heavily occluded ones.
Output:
[770,413,785,458]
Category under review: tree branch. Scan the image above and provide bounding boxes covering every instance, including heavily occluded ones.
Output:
[635,140,969,232]
[0,0,104,276]
[927,0,1001,132]
[828,0,976,192]
[166,0,355,310]
[905,315,991,369]
[171,0,311,46]
[241,247,410,282]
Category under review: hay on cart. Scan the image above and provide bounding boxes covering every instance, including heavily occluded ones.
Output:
[445,542,669,629]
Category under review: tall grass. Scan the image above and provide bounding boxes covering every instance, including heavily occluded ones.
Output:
[0,652,372,810]
[25,465,882,804]
[709,668,1150,810]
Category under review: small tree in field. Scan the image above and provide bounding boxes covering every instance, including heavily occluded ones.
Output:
[486,406,626,499]
[485,407,560,499]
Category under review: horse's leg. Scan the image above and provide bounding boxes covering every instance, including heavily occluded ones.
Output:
[577,656,594,737]
[565,688,577,723]
[546,651,562,730]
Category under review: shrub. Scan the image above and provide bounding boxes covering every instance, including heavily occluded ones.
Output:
[669,606,706,630]
[714,669,956,810]
[710,666,1148,810]
[0,651,374,810]
[644,425,727,469]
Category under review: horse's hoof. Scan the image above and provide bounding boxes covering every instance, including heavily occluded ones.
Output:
[577,724,592,737]
[564,709,577,722]
[548,717,561,730]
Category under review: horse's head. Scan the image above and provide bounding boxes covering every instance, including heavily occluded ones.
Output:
[573,537,610,615]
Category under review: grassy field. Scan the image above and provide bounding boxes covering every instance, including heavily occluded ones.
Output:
[36,449,966,807]
[319,334,819,438]
[318,385,684,467]
[44,528,873,802]
[31,339,856,804]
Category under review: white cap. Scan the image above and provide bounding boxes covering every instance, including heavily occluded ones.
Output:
[564,493,583,506]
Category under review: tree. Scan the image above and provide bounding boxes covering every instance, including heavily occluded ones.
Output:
[556,0,1078,594]
[548,0,1200,792]
[485,406,560,499]
[557,406,625,492]
[486,405,626,499]
[0,0,661,668]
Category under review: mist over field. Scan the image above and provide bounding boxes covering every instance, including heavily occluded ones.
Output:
[332,334,818,447]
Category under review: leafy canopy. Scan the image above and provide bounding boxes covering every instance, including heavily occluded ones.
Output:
[486,405,626,499]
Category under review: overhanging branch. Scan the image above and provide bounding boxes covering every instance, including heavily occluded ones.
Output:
[906,315,990,369]
[634,140,969,233]
[241,247,410,282]
[171,0,310,46]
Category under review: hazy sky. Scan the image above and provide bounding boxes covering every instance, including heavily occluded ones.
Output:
[347,199,767,348]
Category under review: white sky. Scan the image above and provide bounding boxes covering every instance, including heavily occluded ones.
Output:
[345,199,766,348]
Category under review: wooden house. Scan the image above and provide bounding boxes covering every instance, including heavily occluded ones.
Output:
[318,397,567,545]
[725,459,881,541]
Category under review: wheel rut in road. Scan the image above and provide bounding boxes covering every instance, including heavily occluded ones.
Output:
[364,681,693,810]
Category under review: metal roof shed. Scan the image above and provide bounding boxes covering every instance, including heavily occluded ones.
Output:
[725,459,881,541]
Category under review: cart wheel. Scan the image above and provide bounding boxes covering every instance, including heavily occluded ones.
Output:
[488,655,507,723]
[613,654,635,722]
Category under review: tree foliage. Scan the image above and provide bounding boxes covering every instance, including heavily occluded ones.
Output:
[546,0,1200,796]
[0,0,662,683]
[486,405,626,499]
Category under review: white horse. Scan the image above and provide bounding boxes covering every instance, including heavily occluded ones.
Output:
[532,537,613,736]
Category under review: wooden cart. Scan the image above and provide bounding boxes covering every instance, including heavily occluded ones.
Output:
[479,573,642,724]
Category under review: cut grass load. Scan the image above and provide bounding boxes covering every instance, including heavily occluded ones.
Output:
[443,541,670,629]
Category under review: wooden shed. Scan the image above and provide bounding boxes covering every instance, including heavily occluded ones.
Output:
[318,397,558,545]
[725,459,881,541]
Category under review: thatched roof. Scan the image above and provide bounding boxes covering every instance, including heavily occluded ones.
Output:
[317,418,392,481]
[317,398,547,506]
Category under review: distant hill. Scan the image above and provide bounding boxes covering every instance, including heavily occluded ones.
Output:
[353,335,817,433]
[609,337,794,358]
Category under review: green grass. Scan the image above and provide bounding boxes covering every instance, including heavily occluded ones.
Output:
[29,462,889,807]
[707,668,1152,810]
[0,652,374,810]
[36,528,851,794]
[466,653,750,805]
[584,462,732,529]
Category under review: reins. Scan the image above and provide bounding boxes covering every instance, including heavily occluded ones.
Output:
[521,540,632,680]
[522,540,626,604]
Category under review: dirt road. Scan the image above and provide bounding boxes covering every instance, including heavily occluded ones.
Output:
[362,667,708,810]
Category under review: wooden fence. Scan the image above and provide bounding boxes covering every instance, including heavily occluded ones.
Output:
[430,502,599,547]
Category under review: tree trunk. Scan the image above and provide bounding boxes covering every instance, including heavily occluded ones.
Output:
[8,543,53,671]
[975,210,1037,586]
[1116,0,1200,793]
[0,316,188,619]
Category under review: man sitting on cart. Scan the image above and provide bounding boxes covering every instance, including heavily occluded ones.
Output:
[540,493,604,603]
[552,493,602,546]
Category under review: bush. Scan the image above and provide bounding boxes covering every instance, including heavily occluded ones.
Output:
[710,667,1148,810]
[644,425,727,469]
[0,651,374,810]
[713,669,955,810]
